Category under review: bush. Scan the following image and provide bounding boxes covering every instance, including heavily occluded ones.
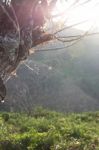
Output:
[2,113,9,122]
[20,126,29,133]
[33,136,54,150]
[33,107,49,118]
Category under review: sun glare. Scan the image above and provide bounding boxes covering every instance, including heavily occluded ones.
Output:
[52,0,99,31]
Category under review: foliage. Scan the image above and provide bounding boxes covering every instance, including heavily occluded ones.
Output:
[2,113,9,122]
[0,108,99,149]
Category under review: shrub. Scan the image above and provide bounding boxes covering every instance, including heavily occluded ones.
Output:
[33,107,49,118]
[2,113,9,122]
[20,126,29,133]
[34,136,54,150]
[68,127,83,139]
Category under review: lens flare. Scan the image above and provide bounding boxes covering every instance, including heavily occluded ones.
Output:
[52,0,99,31]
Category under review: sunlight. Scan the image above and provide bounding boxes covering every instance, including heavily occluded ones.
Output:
[52,0,99,31]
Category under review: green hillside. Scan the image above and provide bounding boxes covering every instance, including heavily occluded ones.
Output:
[5,36,99,112]
[0,107,99,150]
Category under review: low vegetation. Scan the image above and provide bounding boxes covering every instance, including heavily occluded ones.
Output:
[0,107,99,150]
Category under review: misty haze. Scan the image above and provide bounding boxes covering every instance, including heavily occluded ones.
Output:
[1,28,99,113]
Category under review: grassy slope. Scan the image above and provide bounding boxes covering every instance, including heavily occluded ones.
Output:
[0,107,99,150]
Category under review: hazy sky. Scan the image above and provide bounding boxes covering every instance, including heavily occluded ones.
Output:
[52,0,99,31]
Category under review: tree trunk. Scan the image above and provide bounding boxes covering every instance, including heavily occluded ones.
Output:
[0,0,57,101]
